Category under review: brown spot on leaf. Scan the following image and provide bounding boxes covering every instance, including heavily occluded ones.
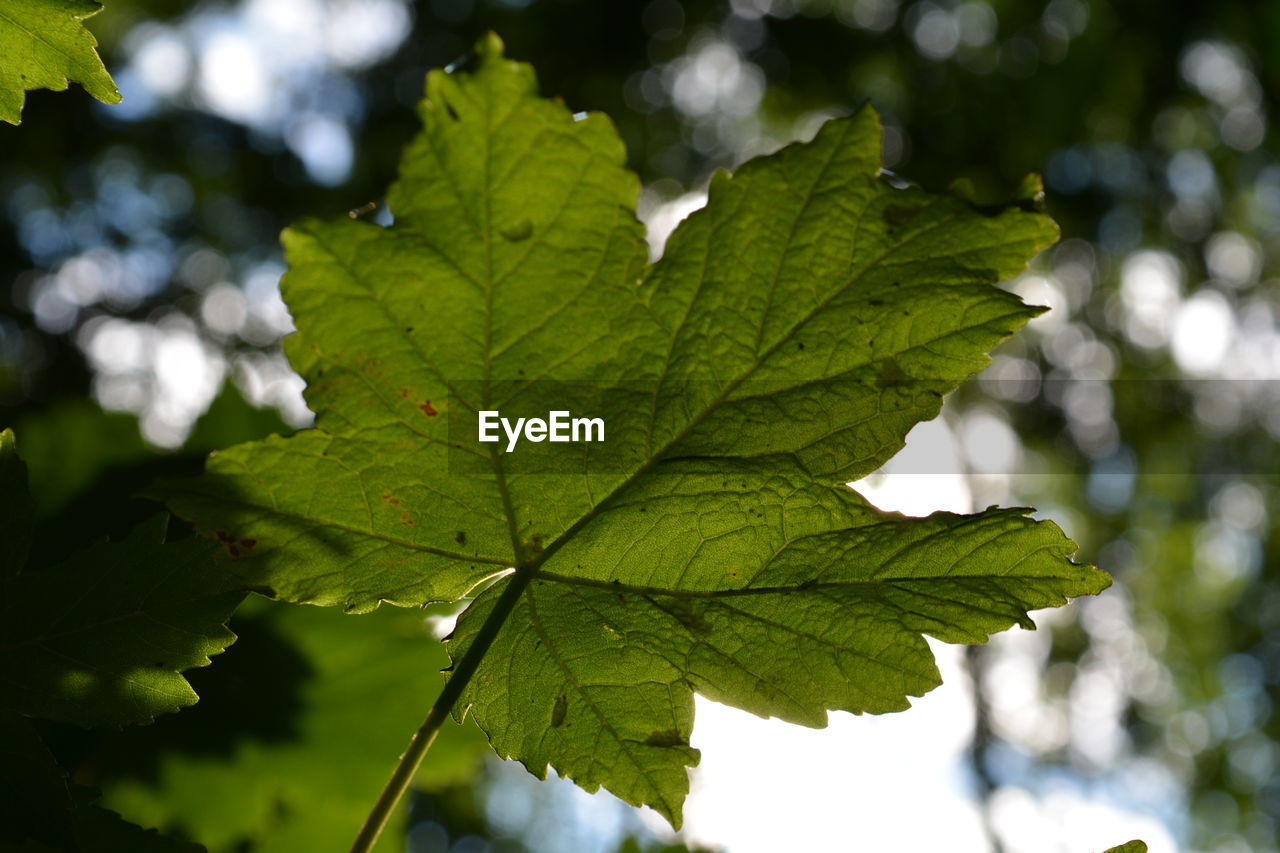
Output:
[501,219,533,242]
[644,729,688,748]
[400,512,414,526]
[240,539,257,550]
[883,203,924,227]
[876,358,911,389]
[656,599,713,635]
[398,388,411,400]
[214,530,234,543]
[455,531,467,545]
[229,545,241,559]
[551,694,568,727]
[420,401,439,417]
[381,493,401,505]
[527,533,544,553]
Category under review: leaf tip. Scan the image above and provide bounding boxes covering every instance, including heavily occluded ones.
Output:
[1102,842,1148,853]
[1017,172,1046,204]
[476,31,507,61]
[949,177,979,201]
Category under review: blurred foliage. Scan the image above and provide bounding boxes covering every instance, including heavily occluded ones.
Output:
[3,0,1280,850]
[90,598,490,852]
[14,380,287,567]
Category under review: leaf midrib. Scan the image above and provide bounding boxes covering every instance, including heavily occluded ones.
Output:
[534,562,1085,599]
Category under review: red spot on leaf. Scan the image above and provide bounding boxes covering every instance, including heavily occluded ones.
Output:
[420,401,439,417]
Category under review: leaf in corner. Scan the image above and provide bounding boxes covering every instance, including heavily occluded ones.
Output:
[0,0,120,125]
[1102,843,1148,853]
[0,513,245,727]
[159,34,1110,827]
[0,712,201,852]
[97,600,488,853]
[1,429,33,577]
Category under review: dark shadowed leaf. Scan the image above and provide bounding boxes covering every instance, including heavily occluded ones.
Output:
[0,713,201,852]
[1,429,32,577]
[0,513,244,727]
[98,599,488,853]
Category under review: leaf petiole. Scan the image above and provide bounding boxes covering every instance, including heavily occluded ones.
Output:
[348,568,533,853]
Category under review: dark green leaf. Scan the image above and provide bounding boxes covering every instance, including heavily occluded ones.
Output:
[0,514,245,727]
[0,712,201,852]
[1,428,32,577]
[98,600,488,853]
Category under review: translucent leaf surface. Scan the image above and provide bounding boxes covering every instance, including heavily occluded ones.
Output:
[0,0,119,125]
[161,35,1110,826]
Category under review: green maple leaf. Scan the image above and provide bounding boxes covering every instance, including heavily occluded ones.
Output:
[0,430,244,728]
[160,35,1110,827]
[0,0,120,125]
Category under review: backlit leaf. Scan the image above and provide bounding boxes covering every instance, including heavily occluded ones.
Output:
[160,35,1109,826]
[0,0,120,125]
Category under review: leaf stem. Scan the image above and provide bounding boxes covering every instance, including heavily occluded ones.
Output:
[349,569,534,853]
